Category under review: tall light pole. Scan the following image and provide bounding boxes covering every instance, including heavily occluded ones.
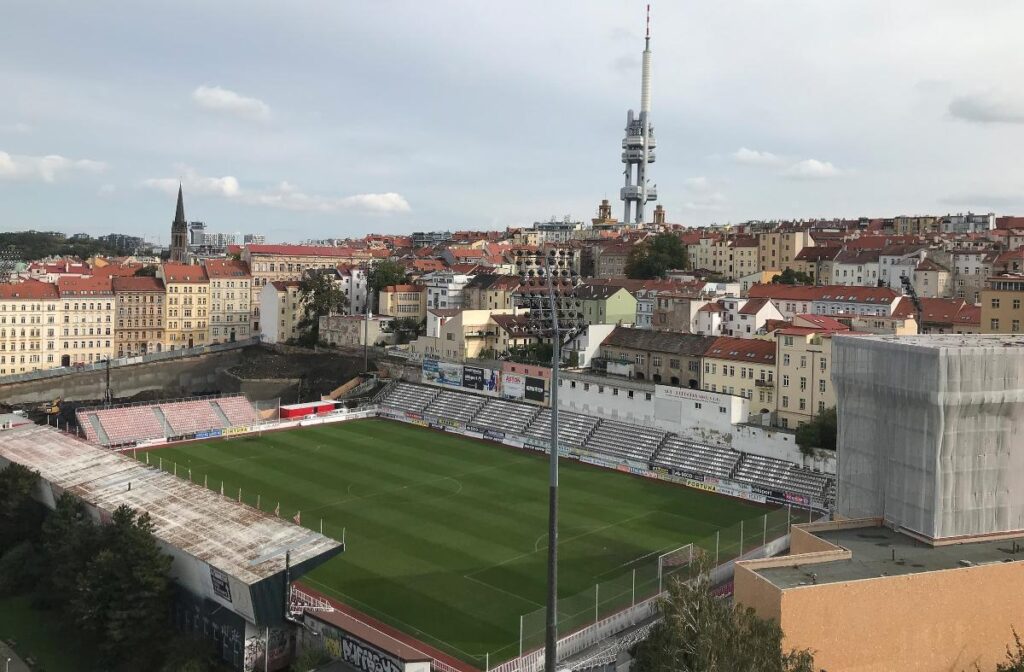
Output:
[518,248,583,672]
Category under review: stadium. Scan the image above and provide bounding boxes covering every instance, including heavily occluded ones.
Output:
[0,353,834,672]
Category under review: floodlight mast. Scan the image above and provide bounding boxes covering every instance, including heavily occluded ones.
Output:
[518,248,584,672]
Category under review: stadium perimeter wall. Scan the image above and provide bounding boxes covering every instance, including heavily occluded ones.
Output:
[1,347,249,405]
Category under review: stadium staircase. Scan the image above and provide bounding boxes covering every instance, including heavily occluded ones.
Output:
[86,413,110,446]
[152,406,174,437]
[210,402,232,428]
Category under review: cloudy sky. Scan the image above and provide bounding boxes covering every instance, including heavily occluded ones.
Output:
[3,1,1024,243]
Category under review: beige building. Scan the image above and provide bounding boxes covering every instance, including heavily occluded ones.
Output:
[598,326,714,388]
[774,326,848,429]
[57,276,116,366]
[260,281,304,344]
[701,336,776,413]
[379,284,427,321]
[463,274,521,311]
[0,280,60,375]
[593,243,631,278]
[204,258,252,344]
[241,244,386,334]
[912,258,951,299]
[981,275,1024,334]
[736,518,1024,672]
[408,308,515,361]
[757,228,809,271]
[791,246,840,285]
[158,263,209,350]
[112,276,165,356]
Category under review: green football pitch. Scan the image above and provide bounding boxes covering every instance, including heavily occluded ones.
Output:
[145,419,767,664]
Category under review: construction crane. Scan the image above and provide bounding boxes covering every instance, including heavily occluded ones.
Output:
[900,275,923,334]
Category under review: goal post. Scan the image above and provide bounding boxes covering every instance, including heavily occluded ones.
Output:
[657,543,703,593]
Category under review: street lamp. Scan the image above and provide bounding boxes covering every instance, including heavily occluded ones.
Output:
[517,248,585,672]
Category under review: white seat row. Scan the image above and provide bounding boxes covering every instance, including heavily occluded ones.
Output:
[471,398,539,433]
[525,409,599,448]
[424,389,487,423]
[584,419,666,462]
[653,435,740,480]
[382,382,439,412]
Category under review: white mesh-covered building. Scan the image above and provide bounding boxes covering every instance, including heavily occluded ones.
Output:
[833,334,1024,541]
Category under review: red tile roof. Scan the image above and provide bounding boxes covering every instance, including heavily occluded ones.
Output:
[204,258,251,279]
[246,244,360,257]
[794,314,850,331]
[705,336,776,364]
[0,281,59,300]
[112,276,164,292]
[737,297,771,315]
[161,263,209,284]
[748,284,898,304]
[57,276,114,296]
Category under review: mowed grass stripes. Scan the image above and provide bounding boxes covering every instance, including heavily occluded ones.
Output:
[147,419,764,664]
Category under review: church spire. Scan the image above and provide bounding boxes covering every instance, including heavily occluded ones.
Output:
[174,183,186,225]
[169,184,189,263]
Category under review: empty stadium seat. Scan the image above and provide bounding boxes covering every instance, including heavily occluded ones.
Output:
[380,382,439,413]
[732,453,830,498]
[524,408,599,448]
[214,396,260,426]
[652,435,741,480]
[470,398,540,434]
[424,389,487,424]
[583,419,667,463]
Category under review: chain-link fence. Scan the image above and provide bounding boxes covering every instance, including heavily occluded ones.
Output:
[516,505,809,659]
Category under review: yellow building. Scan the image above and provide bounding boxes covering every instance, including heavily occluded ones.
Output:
[57,276,116,365]
[774,324,850,429]
[0,281,60,375]
[112,276,165,356]
[408,309,515,361]
[378,284,427,321]
[158,263,209,350]
[736,519,1024,672]
[701,336,776,414]
[463,274,521,311]
[204,258,252,344]
[757,229,809,271]
[980,275,1024,334]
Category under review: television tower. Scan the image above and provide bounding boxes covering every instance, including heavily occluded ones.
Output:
[620,4,657,226]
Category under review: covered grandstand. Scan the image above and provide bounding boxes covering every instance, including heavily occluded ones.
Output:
[0,423,343,671]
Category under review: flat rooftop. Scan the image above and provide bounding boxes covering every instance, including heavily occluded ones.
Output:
[0,424,341,585]
[756,525,1024,589]
[840,333,1024,350]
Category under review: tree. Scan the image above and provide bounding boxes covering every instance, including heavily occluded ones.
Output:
[626,233,689,279]
[74,504,172,671]
[0,463,44,553]
[771,268,814,286]
[0,541,44,595]
[632,565,818,672]
[385,317,423,344]
[134,264,158,277]
[989,629,1024,672]
[795,407,837,456]
[36,492,98,609]
[367,260,408,311]
[297,272,348,344]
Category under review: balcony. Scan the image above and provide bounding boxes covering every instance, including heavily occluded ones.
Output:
[755,378,775,387]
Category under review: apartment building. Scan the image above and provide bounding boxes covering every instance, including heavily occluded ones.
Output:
[912,258,951,298]
[407,308,516,361]
[592,243,632,279]
[158,263,209,350]
[775,326,849,428]
[598,326,714,388]
[0,281,60,375]
[701,337,776,414]
[57,276,116,365]
[463,274,521,311]
[757,229,809,272]
[379,284,427,321]
[260,281,304,344]
[112,276,165,356]
[791,247,840,285]
[240,244,384,333]
[574,283,637,326]
[831,249,880,286]
[421,270,474,310]
[950,250,997,303]
[980,275,1024,334]
[204,258,251,344]
[727,236,759,279]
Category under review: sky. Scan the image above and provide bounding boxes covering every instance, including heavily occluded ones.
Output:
[2,1,1024,243]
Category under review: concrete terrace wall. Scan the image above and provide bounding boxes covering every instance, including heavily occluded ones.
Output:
[2,347,249,405]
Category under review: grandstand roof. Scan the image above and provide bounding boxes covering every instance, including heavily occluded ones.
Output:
[0,424,342,586]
